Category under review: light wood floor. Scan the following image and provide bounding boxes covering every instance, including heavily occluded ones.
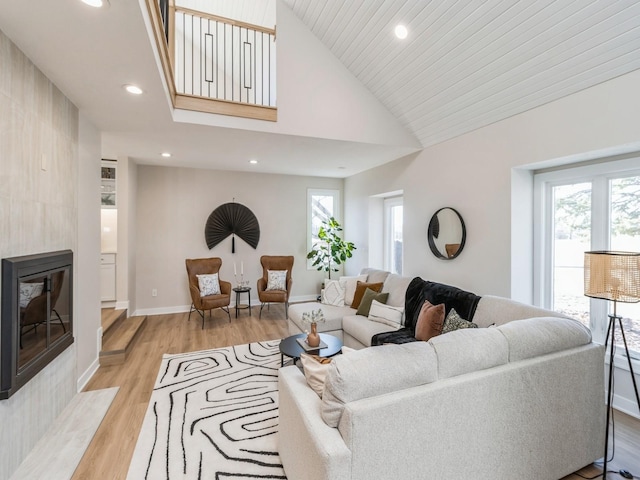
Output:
[72,308,640,480]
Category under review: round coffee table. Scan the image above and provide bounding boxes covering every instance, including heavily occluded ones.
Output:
[279,333,343,366]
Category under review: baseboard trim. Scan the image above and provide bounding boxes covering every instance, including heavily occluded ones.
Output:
[77,357,100,393]
[115,300,129,311]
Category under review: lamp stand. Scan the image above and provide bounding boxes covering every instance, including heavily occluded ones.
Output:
[602,301,640,480]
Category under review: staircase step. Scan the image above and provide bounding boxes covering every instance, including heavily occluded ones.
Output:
[99,315,147,366]
[101,308,127,336]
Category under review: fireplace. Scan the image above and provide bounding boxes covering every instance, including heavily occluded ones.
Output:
[1,250,74,399]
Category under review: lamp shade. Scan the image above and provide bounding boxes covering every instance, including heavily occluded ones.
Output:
[584,251,640,303]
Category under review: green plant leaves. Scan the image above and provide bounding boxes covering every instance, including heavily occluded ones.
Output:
[306,217,356,278]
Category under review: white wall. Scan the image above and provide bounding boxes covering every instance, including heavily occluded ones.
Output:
[76,113,102,391]
[346,68,640,297]
[345,68,640,417]
[0,29,81,479]
[134,165,342,314]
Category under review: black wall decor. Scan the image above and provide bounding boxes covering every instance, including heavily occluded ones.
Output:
[205,202,260,253]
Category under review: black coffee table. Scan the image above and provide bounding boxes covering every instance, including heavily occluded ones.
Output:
[279,333,343,366]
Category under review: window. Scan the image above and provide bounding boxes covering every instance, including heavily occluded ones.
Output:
[384,197,403,274]
[307,189,340,268]
[535,158,640,360]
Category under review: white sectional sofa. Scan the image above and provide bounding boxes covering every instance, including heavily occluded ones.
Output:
[278,290,605,480]
[287,268,411,349]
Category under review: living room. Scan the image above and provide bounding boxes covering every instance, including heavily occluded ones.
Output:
[1,1,640,479]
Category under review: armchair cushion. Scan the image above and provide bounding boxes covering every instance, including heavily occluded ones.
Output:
[197,273,221,296]
[266,269,288,291]
[19,282,44,308]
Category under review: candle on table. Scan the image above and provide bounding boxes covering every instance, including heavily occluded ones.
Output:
[241,261,244,275]
[234,262,237,275]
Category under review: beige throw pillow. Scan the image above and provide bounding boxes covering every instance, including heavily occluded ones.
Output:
[300,346,356,398]
[339,274,367,306]
[368,299,404,327]
[321,279,345,306]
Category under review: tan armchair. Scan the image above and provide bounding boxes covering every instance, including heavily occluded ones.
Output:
[185,257,231,328]
[20,270,66,348]
[257,255,294,319]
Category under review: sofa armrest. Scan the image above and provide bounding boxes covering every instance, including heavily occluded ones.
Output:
[278,366,351,480]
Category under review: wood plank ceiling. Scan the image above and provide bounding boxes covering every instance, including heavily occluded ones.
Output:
[281,0,640,148]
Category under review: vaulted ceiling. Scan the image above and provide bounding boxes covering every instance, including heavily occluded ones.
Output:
[283,0,640,148]
[1,0,640,177]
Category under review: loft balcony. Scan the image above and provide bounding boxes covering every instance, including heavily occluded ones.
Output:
[146,0,277,122]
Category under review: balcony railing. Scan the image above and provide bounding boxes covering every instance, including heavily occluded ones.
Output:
[174,7,276,108]
[145,0,277,122]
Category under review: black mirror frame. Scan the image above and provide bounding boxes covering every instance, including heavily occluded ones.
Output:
[427,207,466,260]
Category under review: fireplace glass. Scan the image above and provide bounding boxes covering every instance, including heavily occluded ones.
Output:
[1,250,74,399]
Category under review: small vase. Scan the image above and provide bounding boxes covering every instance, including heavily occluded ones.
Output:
[307,322,320,348]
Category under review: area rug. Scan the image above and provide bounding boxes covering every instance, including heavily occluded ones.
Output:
[126,341,286,479]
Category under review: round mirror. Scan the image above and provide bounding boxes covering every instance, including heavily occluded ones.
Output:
[427,208,466,260]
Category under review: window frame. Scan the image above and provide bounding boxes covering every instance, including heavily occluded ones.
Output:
[383,196,403,274]
[307,188,341,270]
[534,156,640,363]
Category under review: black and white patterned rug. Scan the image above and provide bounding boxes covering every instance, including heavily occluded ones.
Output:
[126,341,286,479]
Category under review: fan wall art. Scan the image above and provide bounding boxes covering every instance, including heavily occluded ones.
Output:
[205,202,260,253]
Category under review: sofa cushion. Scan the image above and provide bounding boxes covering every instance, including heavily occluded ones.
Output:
[441,308,478,334]
[340,274,368,306]
[342,314,398,347]
[352,281,384,309]
[382,274,412,308]
[360,268,390,285]
[368,300,404,327]
[321,342,438,427]
[497,317,592,362]
[429,327,509,379]
[473,295,569,328]
[414,301,445,341]
[355,289,388,316]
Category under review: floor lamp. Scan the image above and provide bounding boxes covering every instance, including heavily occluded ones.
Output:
[584,251,640,480]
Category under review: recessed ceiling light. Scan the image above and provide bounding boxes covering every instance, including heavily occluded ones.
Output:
[81,0,109,8]
[161,152,171,158]
[395,24,408,40]
[249,159,258,164]
[124,84,143,95]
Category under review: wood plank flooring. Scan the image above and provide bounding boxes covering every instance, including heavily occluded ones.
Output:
[72,307,640,480]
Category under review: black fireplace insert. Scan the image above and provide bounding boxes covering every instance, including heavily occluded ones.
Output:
[1,250,74,399]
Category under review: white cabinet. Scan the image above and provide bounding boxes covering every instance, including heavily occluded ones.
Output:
[100,253,116,301]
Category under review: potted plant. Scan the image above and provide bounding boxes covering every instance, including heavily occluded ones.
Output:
[306,217,356,279]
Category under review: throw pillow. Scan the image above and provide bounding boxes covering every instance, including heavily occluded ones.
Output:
[368,299,404,327]
[414,300,445,341]
[266,269,287,291]
[355,289,389,317]
[19,282,44,308]
[442,308,478,334]
[351,281,384,309]
[321,279,345,306]
[339,274,367,306]
[300,346,356,397]
[196,273,220,297]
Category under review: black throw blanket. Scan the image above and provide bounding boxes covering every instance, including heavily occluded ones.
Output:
[371,277,481,346]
